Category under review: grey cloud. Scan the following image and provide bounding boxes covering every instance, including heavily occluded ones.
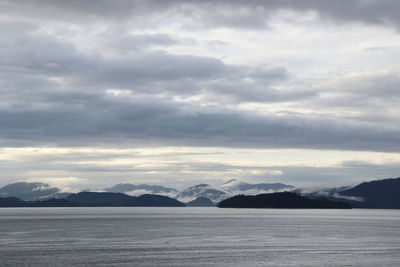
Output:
[192,0,400,29]
[324,72,400,100]
[0,30,230,82]
[0,41,397,152]
[100,32,188,53]
[1,2,400,154]
[249,67,288,81]
[0,28,299,104]
[1,91,400,152]
[93,52,231,84]
[206,84,314,103]
[2,0,400,29]
[309,72,400,119]
[116,33,181,48]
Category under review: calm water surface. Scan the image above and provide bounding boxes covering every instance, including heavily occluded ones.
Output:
[0,207,399,266]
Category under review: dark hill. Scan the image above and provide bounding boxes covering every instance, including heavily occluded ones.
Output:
[28,198,81,207]
[218,192,351,209]
[135,194,185,207]
[339,177,400,208]
[67,192,133,206]
[0,197,26,207]
[186,197,215,207]
[67,192,185,207]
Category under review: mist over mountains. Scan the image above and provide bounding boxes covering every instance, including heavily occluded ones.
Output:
[105,184,179,198]
[0,182,68,201]
[105,179,294,203]
[0,177,399,208]
[0,179,295,204]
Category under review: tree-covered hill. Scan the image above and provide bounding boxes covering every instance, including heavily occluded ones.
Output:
[218,192,351,209]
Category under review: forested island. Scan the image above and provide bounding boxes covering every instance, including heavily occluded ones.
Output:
[218,192,351,209]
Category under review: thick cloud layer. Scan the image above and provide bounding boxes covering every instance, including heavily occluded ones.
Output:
[2,1,400,29]
[1,0,400,191]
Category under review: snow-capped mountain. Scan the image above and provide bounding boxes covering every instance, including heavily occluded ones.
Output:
[105,183,179,198]
[175,184,230,203]
[0,182,67,201]
[176,180,294,203]
[219,179,294,195]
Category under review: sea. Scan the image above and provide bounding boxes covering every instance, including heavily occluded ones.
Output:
[0,207,399,266]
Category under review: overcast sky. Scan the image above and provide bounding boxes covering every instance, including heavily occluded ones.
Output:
[1,0,400,191]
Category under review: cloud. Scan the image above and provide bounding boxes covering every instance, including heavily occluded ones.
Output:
[1,0,400,190]
[0,4,399,154]
[332,193,364,202]
[303,71,400,125]
[1,146,400,189]
[0,26,290,100]
[99,31,193,54]
[1,93,400,152]
[24,177,88,193]
[0,31,230,84]
[0,24,304,110]
[2,0,400,29]
[321,72,400,100]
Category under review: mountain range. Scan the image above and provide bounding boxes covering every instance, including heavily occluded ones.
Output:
[173,179,294,203]
[0,177,399,208]
[0,179,294,206]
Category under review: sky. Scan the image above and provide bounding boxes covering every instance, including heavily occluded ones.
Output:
[1,0,400,191]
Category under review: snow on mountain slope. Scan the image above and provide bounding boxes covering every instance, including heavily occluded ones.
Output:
[219,179,250,191]
[0,182,63,201]
[176,180,294,203]
[219,179,294,195]
[175,184,230,203]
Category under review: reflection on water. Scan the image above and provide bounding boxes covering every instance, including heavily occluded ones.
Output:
[1,207,400,266]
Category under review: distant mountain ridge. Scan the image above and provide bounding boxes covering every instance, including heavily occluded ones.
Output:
[338,177,400,208]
